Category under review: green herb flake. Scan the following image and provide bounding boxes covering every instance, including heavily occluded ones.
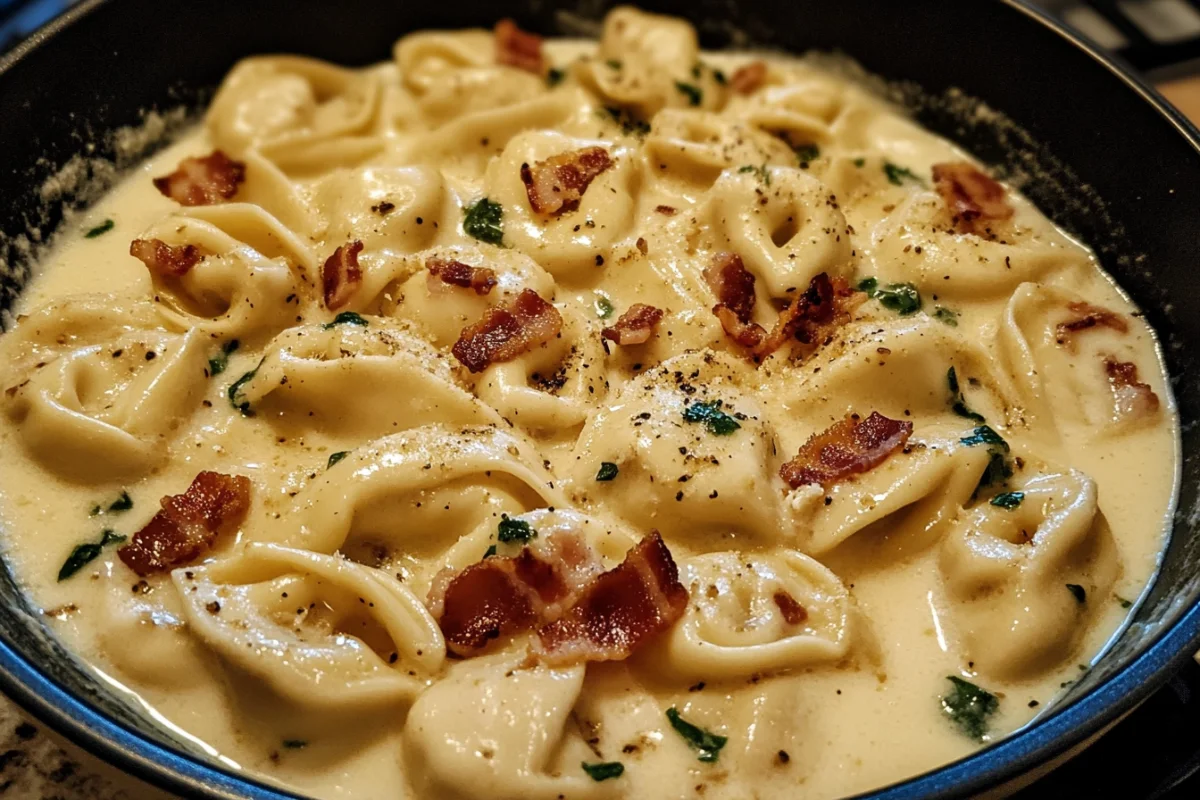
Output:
[737,163,770,185]
[713,69,727,85]
[960,425,1009,450]
[1116,595,1133,609]
[934,306,959,327]
[327,451,350,469]
[58,529,127,582]
[463,198,505,246]
[853,157,866,167]
[582,761,625,782]
[483,545,498,559]
[84,219,114,238]
[208,339,240,376]
[1066,584,1087,604]
[682,400,741,436]
[602,106,651,137]
[990,491,1024,510]
[947,367,985,423]
[323,311,369,329]
[859,277,922,315]
[675,81,703,106]
[497,514,536,544]
[107,491,133,513]
[282,740,307,749]
[977,451,1014,493]
[794,143,820,164]
[546,67,565,87]
[941,676,999,741]
[884,161,926,187]
[607,59,623,70]
[596,462,619,481]
[666,707,727,763]
[227,360,263,416]
[856,277,878,294]
[595,296,615,319]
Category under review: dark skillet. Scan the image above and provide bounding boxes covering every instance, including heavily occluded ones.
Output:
[0,1,1197,798]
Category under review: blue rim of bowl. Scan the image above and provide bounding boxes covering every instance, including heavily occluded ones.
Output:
[0,1,1197,798]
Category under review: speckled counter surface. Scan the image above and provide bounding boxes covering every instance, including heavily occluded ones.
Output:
[0,699,169,799]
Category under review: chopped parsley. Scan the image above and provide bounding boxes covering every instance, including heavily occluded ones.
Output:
[990,491,1024,510]
[463,198,505,246]
[58,530,126,581]
[596,462,619,481]
[497,514,536,544]
[960,425,1008,450]
[1116,595,1133,609]
[947,367,985,423]
[595,295,615,319]
[323,311,368,329]
[666,707,727,763]
[282,740,307,749]
[84,219,114,238]
[581,761,625,781]
[737,163,771,186]
[1066,584,1087,603]
[858,277,922,315]
[208,339,240,376]
[793,143,820,164]
[327,451,350,469]
[674,81,703,106]
[606,59,623,70]
[884,161,925,187]
[934,306,959,327]
[602,106,651,137]
[941,676,999,741]
[713,68,727,85]
[483,545,498,559]
[227,360,263,416]
[682,400,741,436]
[91,491,133,516]
[853,157,866,167]
[546,67,565,87]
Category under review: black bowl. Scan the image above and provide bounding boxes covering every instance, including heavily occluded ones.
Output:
[0,1,1198,798]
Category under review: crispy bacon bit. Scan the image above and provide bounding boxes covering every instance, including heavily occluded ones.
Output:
[427,257,498,295]
[1105,357,1160,420]
[932,161,1013,232]
[494,19,543,74]
[520,147,614,216]
[117,472,251,577]
[322,241,364,310]
[780,411,913,489]
[152,151,246,206]
[773,590,808,625]
[705,252,767,348]
[536,532,688,666]
[451,288,563,373]
[129,238,202,277]
[602,303,664,346]
[1055,301,1129,347]
[655,205,678,216]
[756,273,862,361]
[730,61,768,94]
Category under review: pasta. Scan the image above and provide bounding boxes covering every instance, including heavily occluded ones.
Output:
[0,7,1177,800]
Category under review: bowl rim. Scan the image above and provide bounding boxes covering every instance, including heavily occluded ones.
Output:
[0,1,1197,799]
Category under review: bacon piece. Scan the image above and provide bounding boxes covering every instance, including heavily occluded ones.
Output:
[780,411,913,489]
[1055,301,1129,348]
[427,257,498,295]
[756,273,862,360]
[129,238,202,277]
[602,303,663,346]
[117,472,251,576]
[451,288,563,373]
[152,151,246,207]
[773,590,808,625]
[704,252,767,348]
[1105,357,1160,420]
[494,19,543,74]
[520,147,614,216]
[730,61,768,94]
[536,532,688,666]
[322,241,363,310]
[932,161,1013,232]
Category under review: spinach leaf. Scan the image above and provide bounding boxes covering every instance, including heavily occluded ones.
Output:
[596,462,619,481]
[581,761,624,781]
[323,311,368,329]
[58,530,127,581]
[666,707,727,763]
[208,339,240,376]
[990,491,1024,510]
[497,515,536,544]
[84,219,114,238]
[941,676,998,741]
[682,400,741,436]
[463,198,505,245]
[947,367,985,423]
[884,162,925,187]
